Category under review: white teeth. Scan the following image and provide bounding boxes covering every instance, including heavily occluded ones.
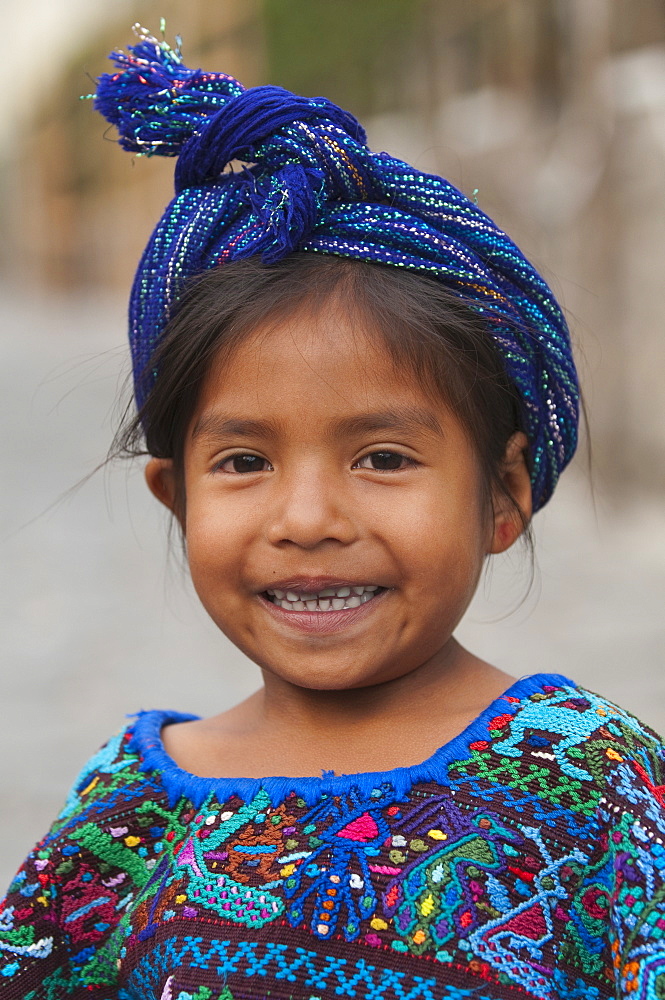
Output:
[267,584,383,612]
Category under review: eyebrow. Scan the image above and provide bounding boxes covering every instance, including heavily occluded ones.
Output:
[191,406,443,442]
[332,407,443,438]
[191,415,277,441]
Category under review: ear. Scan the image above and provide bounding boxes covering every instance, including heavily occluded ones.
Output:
[145,458,178,514]
[488,432,533,555]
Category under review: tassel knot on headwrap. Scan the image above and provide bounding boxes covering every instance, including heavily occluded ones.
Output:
[94,25,579,511]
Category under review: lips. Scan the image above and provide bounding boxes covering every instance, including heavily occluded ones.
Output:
[258,584,387,634]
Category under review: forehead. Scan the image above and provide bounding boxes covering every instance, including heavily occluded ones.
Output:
[193,303,444,424]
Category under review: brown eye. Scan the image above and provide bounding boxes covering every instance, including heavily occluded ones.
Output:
[356,452,410,471]
[219,454,271,473]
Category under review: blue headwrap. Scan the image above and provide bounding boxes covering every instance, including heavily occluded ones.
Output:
[94,27,579,511]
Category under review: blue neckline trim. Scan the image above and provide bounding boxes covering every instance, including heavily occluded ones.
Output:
[127,672,575,808]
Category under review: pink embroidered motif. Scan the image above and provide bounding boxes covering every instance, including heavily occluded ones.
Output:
[336,812,379,841]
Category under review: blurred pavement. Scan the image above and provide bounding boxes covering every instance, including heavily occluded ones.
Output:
[1,282,664,891]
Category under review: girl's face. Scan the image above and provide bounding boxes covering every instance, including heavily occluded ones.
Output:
[147,302,529,693]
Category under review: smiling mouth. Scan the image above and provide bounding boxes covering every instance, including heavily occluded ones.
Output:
[264,585,384,612]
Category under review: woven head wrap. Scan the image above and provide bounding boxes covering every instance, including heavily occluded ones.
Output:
[95,27,579,511]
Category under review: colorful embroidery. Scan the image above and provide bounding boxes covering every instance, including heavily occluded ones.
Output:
[2,675,665,999]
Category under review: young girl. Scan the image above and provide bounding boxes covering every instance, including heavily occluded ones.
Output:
[2,27,664,1000]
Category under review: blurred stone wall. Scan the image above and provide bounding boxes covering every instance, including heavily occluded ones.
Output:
[2,0,665,496]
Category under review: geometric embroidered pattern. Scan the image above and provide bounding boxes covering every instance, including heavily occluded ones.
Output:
[2,673,665,999]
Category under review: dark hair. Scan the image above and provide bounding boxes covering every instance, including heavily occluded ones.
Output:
[113,253,530,541]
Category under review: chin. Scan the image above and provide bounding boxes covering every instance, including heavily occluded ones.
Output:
[273,660,405,693]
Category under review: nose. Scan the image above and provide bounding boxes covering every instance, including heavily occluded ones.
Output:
[266,461,358,549]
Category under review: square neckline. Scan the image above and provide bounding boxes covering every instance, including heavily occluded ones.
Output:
[128,672,575,807]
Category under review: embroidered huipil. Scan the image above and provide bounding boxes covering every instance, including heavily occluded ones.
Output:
[2,674,665,999]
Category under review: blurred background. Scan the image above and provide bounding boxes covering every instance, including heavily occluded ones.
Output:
[2,0,664,889]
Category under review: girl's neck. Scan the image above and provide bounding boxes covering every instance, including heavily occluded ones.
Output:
[162,640,515,780]
[256,638,506,735]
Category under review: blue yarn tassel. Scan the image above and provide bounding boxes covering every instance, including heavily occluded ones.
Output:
[94,27,245,156]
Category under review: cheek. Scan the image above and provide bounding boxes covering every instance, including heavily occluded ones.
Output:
[391,490,487,592]
[383,480,483,548]
[184,503,243,589]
